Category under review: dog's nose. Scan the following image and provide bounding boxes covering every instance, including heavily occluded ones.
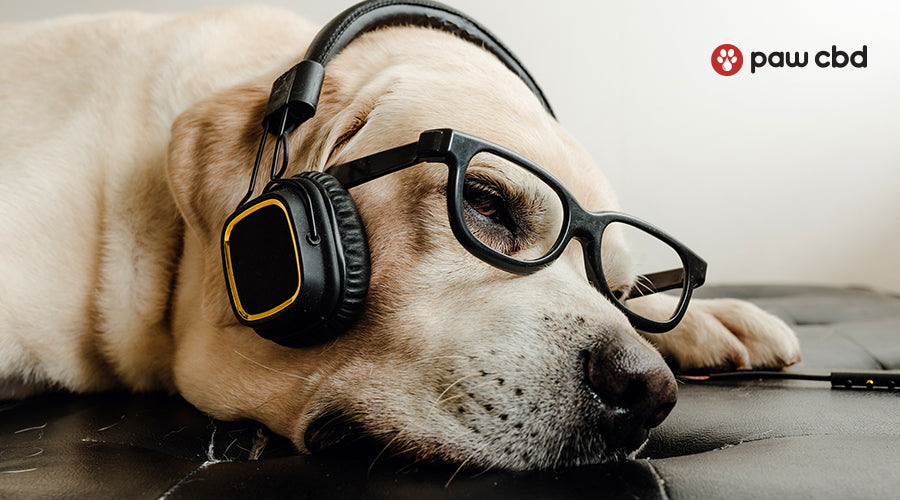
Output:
[586,333,677,439]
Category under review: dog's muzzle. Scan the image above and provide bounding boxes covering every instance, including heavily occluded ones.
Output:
[302,332,678,467]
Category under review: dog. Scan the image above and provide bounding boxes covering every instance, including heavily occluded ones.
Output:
[0,6,800,470]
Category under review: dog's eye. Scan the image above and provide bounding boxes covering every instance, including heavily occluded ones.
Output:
[462,180,519,253]
[463,181,515,228]
[465,184,503,219]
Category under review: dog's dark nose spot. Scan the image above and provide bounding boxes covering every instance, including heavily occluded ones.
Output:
[586,334,677,438]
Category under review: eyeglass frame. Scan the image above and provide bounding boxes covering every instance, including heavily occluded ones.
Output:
[324,128,707,334]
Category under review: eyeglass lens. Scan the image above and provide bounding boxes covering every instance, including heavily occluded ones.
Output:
[459,151,687,324]
[600,221,687,322]
[462,152,565,262]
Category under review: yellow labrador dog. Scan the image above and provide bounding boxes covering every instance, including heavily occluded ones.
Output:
[0,6,799,469]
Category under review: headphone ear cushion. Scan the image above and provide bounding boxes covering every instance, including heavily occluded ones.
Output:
[301,170,370,337]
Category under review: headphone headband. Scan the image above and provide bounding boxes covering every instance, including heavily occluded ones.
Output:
[226,0,557,346]
[263,0,554,135]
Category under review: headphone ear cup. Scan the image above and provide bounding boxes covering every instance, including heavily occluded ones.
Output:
[299,171,370,340]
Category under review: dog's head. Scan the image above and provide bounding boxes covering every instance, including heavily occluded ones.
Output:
[166,27,676,470]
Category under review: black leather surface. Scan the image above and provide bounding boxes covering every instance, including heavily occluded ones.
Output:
[2,285,898,498]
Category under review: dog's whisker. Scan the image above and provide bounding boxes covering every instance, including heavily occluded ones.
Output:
[230,350,304,412]
[444,455,473,489]
[368,426,410,474]
[384,442,421,461]
[306,411,353,445]
[407,355,470,367]
[470,449,502,478]
[476,455,506,478]
[376,374,501,471]
[434,392,469,406]
[370,371,489,472]
[416,354,471,361]
[442,438,497,488]
[232,350,313,382]
[634,274,655,295]
[394,454,426,474]
[424,372,485,420]
[370,424,442,475]
[553,435,567,470]
[433,378,497,407]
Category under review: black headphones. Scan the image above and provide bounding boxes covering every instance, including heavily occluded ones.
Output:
[221,0,555,347]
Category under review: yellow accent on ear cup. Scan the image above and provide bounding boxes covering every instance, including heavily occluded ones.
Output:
[222,198,302,322]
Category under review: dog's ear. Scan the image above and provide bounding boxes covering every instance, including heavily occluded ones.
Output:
[167,77,360,239]
[167,85,274,326]
[166,76,366,326]
[167,85,269,241]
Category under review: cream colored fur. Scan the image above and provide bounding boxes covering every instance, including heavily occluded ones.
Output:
[0,7,799,469]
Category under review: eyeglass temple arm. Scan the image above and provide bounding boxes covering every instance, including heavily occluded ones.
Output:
[326,142,422,189]
[626,268,685,299]
[325,130,453,189]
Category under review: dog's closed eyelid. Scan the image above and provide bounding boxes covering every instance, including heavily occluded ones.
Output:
[463,171,534,216]
[465,162,561,217]
[324,112,370,166]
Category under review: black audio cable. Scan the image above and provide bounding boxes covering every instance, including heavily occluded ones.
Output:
[678,370,899,390]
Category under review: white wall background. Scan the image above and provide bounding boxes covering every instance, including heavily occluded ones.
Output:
[6,1,900,293]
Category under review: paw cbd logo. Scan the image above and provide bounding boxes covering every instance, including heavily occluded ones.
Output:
[712,44,743,76]
[711,43,868,76]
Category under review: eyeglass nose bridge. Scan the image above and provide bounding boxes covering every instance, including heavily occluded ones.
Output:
[564,206,611,293]
[573,228,612,298]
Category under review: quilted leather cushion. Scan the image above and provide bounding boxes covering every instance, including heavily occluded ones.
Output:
[1,285,898,499]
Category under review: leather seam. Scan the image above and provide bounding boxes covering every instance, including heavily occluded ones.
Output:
[836,331,888,370]
[644,459,671,500]
[653,432,900,461]
[158,462,211,499]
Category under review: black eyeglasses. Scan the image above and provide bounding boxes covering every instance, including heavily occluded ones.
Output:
[326,129,707,333]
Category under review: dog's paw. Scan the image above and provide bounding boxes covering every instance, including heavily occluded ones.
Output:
[633,296,801,371]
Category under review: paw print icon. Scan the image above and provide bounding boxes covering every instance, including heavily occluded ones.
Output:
[711,44,743,76]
